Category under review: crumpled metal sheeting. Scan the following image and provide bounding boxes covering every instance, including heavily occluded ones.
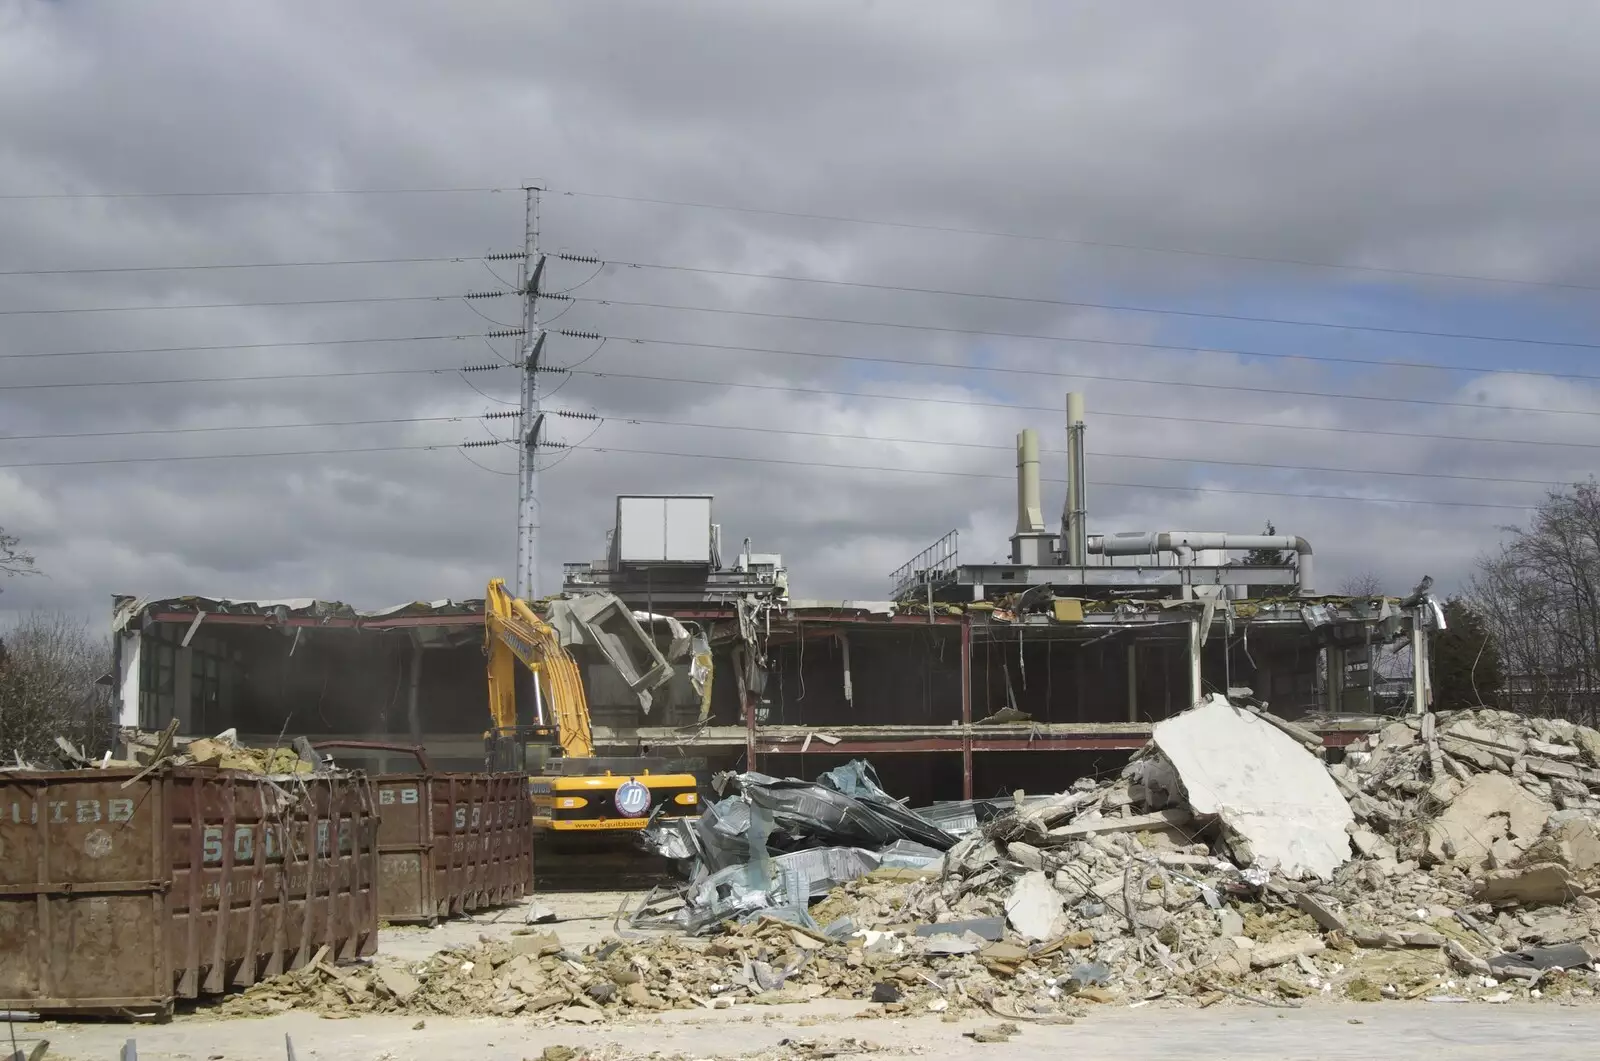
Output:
[815,760,885,798]
[697,793,759,872]
[737,766,957,853]
[913,795,1060,838]
[673,841,943,934]
[877,839,945,868]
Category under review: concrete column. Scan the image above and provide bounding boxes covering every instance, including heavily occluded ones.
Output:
[960,619,973,800]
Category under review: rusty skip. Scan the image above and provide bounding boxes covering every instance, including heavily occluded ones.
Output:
[312,742,532,925]
[0,767,378,1019]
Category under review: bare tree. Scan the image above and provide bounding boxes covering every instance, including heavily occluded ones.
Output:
[1,526,35,583]
[1338,571,1386,597]
[0,612,114,761]
[1469,479,1600,725]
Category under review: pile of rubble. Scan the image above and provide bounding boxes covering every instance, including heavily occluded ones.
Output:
[7,723,321,777]
[224,697,1600,1022]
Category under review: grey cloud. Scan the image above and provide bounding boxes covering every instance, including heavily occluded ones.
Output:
[3,0,1599,622]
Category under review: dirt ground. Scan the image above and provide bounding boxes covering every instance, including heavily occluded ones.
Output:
[18,895,1600,1061]
[33,1003,1600,1061]
[375,889,641,963]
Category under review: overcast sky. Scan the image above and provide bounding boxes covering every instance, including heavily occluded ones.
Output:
[2,0,1599,620]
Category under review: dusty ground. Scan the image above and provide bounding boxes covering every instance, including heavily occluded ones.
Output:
[376,890,641,963]
[33,1004,1600,1061]
[17,895,1600,1061]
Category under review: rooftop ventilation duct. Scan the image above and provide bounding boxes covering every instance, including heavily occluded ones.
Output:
[1088,530,1315,594]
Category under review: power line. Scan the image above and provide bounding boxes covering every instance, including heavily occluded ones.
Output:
[0,330,518,361]
[0,416,1543,511]
[0,413,505,443]
[0,362,510,392]
[550,442,1538,512]
[543,408,1567,488]
[0,186,512,201]
[8,179,1595,294]
[0,291,507,317]
[0,443,459,469]
[0,398,1563,490]
[575,290,1600,368]
[577,331,1600,419]
[0,254,497,278]
[552,187,1600,296]
[540,366,1600,451]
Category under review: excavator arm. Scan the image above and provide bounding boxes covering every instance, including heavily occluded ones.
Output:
[485,577,594,758]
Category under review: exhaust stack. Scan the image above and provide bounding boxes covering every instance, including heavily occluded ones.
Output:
[1063,392,1088,565]
[1010,428,1053,565]
[1016,429,1044,535]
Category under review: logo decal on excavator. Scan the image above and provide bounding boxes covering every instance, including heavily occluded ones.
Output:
[613,779,652,818]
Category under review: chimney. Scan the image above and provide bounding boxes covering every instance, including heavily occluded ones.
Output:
[1063,392,1088,565]
[1011,428,1050,565]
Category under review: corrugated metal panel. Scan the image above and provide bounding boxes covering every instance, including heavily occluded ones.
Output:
[0,767,378,1018]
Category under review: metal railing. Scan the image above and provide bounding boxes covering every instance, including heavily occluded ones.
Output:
[890,529,960,601]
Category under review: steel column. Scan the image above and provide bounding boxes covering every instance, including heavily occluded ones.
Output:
[960,617,973,799]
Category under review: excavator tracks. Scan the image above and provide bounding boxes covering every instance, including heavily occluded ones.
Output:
[531,835,683,892]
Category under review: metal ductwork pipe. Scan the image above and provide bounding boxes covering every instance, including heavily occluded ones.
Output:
[1088,530,1316,594]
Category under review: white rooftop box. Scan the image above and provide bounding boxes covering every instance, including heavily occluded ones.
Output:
[616,495,713,565]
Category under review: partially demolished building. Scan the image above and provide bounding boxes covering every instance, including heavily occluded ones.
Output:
[111,392,1438,799]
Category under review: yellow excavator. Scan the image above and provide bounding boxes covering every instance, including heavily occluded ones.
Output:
[483,578,700,835]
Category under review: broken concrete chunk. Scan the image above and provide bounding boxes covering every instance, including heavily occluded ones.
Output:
[1046,808,1191,840]
[1520,817,1600,873]
[1476,862,1577,905]
[1570,726,1600,766]
[1151,694,1353,880]
[1003,870,1067,942]
[1006,841,1045,871]
[1248,933,1326,970]
[1438,737,1505,772]
[1528,738,1579,760]
[1204,936,1252,977]
[510,931,563,957]
[922,933,983,955]
[1295,892,1349,934]
[1425,773,1553,866]
[1377,722,1418,749]
[1216,908,1245,938]
[914,917,1004,941]
[1349,926,1407,949]
[1445,939,1491,975]
[376,966,420,1003]
[1442,719,1527,754]
[980,941,1030,964]
[1526,756,1600,785]
[1348,828,1395,861]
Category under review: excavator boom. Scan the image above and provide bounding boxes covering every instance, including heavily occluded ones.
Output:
[483,578,700,836]
[486,577,593,757]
